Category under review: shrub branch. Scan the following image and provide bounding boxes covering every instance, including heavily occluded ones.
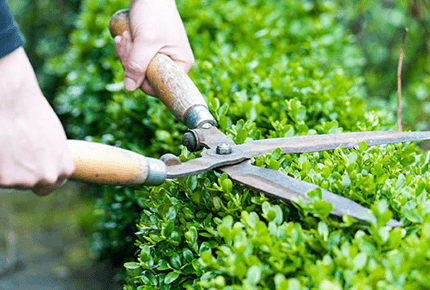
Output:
[397,28,408,132]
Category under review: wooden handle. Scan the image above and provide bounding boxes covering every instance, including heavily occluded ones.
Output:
[68,140,166,186]
[109,9,216,128]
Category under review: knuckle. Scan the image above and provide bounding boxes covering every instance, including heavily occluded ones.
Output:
[37,171,59,186]
[187,53,195,66]
[0,177,14,188]
[0,175,37,188]
[62,155,76,178]
[26,177,39,188]
[64,163,76,177]
[125,60,145,75]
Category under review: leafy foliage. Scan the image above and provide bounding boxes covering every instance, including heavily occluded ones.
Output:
[336,0,430,132]
[49,0,430,289]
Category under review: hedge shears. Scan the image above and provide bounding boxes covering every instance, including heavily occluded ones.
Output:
[67,10,430,227]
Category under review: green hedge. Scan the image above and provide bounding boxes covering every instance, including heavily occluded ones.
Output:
[50,0,430,289]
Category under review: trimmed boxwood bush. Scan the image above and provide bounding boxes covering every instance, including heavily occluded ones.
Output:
[49,0,430,289]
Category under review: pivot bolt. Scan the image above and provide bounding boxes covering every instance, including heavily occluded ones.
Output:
[216,143,232,155]
[201,122,213,129]
[182,131,199,152]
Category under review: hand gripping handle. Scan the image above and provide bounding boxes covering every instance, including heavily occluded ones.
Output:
[109,9,216,129]
[68,140,166,186]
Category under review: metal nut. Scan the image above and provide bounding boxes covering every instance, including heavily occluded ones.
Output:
[182,131,200,152]
[216,143,232,155]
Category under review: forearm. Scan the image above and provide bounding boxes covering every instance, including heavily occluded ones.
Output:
[0,47,43,113]
[0,47,75,195]
[129,0,176,9]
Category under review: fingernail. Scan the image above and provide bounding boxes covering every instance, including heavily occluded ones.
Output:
[124,78,137,91]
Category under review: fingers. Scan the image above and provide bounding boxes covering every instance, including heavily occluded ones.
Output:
[140,79,156,97]
[31,160,74,196]
[32,156,74,196]
[31,176,69,197]
[112,0,195,96]
[124,38,159,92]
[114,30,151,92]
[29,146,75,196]
[114,34,194,96]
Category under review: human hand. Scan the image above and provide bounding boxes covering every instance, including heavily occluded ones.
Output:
[0,47,75,196]
[114,0,194,96]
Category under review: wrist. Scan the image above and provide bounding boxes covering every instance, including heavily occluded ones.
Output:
[0,47,44,111]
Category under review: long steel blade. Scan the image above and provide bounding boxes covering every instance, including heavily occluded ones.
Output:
[168,130,430,178]
[220,160,401,227]
[238,131,430,158]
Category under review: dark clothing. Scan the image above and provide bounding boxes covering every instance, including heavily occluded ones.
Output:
[0,0,24,58]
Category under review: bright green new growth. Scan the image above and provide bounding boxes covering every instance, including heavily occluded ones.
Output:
[49,0,430,289]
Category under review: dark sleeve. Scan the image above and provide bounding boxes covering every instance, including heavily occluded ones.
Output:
[0,0,24,58]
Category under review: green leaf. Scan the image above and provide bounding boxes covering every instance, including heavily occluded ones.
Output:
[274,273,287,289]
[319,280,342,290]
[182,248,194,263]
[124,262,140,270]
[164,221,174,238]
[269,159,280,170]
[164,272,180,284]
[246,265,261,285]
[140,245,151,262]
[271,148,282,160]
[287,278,301,290]
[141,272,157,286]
[170,254,182,269]
[359,141,368,152]
[187,226,198,244]
[342,174,351,189]
[218,103,230,116]
[395,174,406,189]
[378,227,389,243]
[221,178,233,194]
[296,106,306,121]
[157,260,170,271]
[219,115,228,130]
[237,128,248,144]
[353,252,368,271]
[347,152,357,164]
[186,175,198,191]
[318,221,329,241]
[262,201,271,216]
[302,160,312,174]
[165,206,177,222]
[374,163,383,177]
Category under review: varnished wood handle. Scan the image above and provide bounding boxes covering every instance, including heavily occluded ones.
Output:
[68,140,166,186]
[109,9,216,128]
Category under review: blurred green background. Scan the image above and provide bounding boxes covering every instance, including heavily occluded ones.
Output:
[2,0,430,288]
[7,0,430,130]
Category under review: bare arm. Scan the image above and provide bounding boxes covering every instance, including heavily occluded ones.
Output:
[0,47,75,196]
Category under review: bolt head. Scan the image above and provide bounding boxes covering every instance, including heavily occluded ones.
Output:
[182,132,198,152]
[216,143,232,155]
[201,123,212,129]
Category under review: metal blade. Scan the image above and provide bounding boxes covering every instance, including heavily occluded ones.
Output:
[166,147,245,178]
[168,130,430,179]
[220,160,401,227]
[238,131,430,158]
